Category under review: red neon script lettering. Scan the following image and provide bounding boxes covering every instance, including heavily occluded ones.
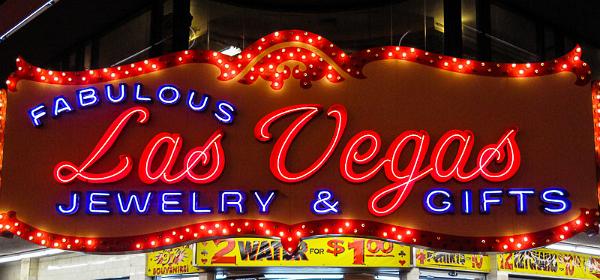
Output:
[341,130,388,182]
[54,107,149,183]
[139,129,225,184]
[54,106,225,185]
[256,104,521,216]
[369,131,432,216]
[254,104,347,183]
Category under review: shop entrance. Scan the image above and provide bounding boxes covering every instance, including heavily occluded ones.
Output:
[419,269,486,280]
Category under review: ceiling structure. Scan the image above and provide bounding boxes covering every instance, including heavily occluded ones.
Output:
[0,236,43,257]
[0,0,598,73]
[217,0,600,47]
[567,233,600,248]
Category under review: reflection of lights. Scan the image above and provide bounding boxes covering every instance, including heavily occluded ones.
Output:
[220,46,242,56]
[47,255,138,270]
[547,243,600,256]
[264,274,344,279]
[0,249,63,264]
[0,0,57,42]
[375,276,400,280]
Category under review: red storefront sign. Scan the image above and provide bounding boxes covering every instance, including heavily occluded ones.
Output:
[0,30,597,253]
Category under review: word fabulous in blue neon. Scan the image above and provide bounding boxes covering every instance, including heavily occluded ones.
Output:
[27,82,236,127]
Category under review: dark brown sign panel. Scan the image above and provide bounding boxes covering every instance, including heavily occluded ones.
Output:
[0,30,597,253]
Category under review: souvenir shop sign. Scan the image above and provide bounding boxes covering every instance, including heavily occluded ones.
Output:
[498,248,600,279]
[195,237,410,268]
[147,244,199,276]
[0,30,597,253]
[415,248,490,272]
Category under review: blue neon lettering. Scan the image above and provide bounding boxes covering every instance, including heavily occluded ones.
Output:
[161,192,183,213]
[480,189,503,214]
[28,104,47,127]
[56,192,80,215]
[508,189,535,214]
[219,191,246,214]
[311,190,340,214]
[213,101,236,124]
[52,96,74,117]
[191,192,212,214]
[88,192,111,214]
[105,84,127,103]
[187,90,210,111]
[76,87,100,108]
[156,85,181,105]
[461,190,472,214]
[133,83,151,102]
[116,192,152,214]
[541,188,571,214]
[424,188,454,214]
[252,191,276,214]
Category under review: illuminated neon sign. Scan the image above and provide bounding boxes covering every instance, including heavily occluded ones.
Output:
[28,83,235,127]
[0,30,597,254]
[47,103,567,217]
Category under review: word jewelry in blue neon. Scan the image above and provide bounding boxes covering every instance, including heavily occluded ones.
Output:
[56,190,277,215]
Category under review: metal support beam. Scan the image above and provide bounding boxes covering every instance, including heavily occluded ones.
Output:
[172,0,192,52]
[74,46,84,70]
[90,38,99,69]
[444,0,462,57]
[476,0,491,60]
[554,28,565,56]
[150,0,164,57]
[535,22,546,60]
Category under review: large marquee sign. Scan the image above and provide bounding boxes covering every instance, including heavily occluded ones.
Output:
[194,237,411,268]
[0,30,598,253]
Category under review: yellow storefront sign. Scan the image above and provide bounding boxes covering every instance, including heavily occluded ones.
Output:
[147,244,199,276]
[498,248,600,279]
[195,237,411,267]
[414,248,490,272]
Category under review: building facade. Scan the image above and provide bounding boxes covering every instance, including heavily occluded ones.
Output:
[1,1,600,280]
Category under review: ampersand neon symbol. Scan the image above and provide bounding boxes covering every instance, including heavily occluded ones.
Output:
[311,190,340,215]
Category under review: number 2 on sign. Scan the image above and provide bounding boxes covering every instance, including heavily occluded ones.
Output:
[211,240,236,264]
